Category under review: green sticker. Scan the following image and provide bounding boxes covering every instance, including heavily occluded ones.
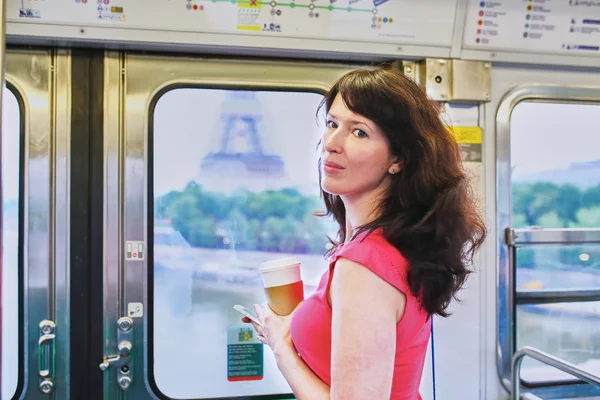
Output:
[227,325,264,381]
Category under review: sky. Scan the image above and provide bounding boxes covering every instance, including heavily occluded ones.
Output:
[153,88,325,196]
[510,101,600,178]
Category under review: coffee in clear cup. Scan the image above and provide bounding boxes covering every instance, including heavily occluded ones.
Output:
[259,257,304,316]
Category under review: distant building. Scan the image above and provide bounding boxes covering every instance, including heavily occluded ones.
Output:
[196,91,289,193]
[513,160,600,188]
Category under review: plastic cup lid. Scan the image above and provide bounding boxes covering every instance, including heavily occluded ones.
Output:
[259,257,300,273]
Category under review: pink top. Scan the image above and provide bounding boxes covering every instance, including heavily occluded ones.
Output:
[290,229,431,400]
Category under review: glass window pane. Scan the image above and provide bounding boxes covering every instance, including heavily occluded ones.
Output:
[517,302,600,384]
[516,245,600,291]
[152,88,331,399]
[2,87,21,400]
[510,102,600,229]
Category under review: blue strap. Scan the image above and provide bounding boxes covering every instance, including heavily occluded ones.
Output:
[431,317,437,400]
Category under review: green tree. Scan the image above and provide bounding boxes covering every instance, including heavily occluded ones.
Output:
[556,184,582,224]
[513,182,560,226]
[538,211,565,228]
[155,184,329,254]
[187,217,220,248]
[570,206,600,228]
[512,182,583,227]
[512,213,528,229]
[582,184,600,208]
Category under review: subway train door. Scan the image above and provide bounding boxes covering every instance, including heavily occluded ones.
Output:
[99,52,435,399]
[2,49,71,399]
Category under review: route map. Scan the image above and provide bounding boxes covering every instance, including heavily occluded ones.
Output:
[9,0,458,47]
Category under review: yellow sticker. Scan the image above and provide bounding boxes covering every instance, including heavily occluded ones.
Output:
[238,0,262,31]
[447,126,482,144]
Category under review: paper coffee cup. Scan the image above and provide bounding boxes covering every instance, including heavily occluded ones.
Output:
[259,257,304,316]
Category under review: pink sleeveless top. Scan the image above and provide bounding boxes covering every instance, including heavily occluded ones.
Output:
[290,230,431,400]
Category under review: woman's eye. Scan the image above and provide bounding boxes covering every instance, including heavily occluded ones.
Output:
[353,129,368,138]
[327,120,337,129]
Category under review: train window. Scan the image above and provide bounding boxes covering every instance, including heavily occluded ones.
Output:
[509,100,600,385]
[511,102,600,230]
[517,301,600,383]
[151,88,332,398]
[515,246,600,291]
[2,87,21,399]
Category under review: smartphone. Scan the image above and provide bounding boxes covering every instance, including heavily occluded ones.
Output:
[233,305,262,327]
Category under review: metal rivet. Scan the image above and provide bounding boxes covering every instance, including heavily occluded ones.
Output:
[118,317,132,332]
[119,376,132,390]
[118,341,132,357]
[39,380,54,394]
[39,320,55,335]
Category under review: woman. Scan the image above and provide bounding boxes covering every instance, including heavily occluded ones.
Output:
[243,67,486,399]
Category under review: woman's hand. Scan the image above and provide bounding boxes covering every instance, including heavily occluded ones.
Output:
[243,302,331,400]
[242,302,301,360]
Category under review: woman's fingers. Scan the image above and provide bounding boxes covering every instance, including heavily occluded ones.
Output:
[250,321,264,336]
[253,304,263,320]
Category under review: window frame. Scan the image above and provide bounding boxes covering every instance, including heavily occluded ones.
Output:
[2,80,26,400]
[496,84,600,397]
[147,84,327,400]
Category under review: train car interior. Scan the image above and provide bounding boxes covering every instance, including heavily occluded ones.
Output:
[0,0,599,399]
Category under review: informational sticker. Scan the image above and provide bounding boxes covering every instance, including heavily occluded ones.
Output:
[227,325,263,381]
[125,241,144,261]
[448,126,483,163]
[237,0,262,32]
[464,0,600,57]
[447,125,484,216]
[127,302,143,318]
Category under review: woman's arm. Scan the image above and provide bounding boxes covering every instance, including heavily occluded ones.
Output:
[249,305,330,400]
[250,256,404,400]
[329,257,406,400]
[274,345,330,400]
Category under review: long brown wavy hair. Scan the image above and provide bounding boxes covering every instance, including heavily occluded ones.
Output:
[316,67,486,317]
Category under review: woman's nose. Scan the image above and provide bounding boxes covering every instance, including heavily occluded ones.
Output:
[323,129,342,154]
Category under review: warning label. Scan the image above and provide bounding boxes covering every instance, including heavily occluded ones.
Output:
[126,241,144,261]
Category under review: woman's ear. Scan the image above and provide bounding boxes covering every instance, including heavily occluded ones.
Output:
[388,159,403,175]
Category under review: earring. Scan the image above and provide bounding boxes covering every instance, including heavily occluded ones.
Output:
[390,169,397,174]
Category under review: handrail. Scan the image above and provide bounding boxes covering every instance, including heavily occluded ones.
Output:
[512,346,600,400]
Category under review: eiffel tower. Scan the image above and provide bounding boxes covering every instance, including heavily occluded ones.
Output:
[198,91,287,192]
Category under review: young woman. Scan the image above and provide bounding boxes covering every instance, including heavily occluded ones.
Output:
[243,67,486,400]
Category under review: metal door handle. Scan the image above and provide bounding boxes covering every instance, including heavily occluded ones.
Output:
[38,333,56,377]
[38,320,56,394]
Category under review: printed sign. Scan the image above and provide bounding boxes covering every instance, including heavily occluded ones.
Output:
[448,126,483,163]
[227,325,263,381]
[126,241,144,261]
[128,302,143,318]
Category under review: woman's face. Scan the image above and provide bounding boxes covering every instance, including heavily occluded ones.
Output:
[320,94,401,200]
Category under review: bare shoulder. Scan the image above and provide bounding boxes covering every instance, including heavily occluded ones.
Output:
[331,257,406,324]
